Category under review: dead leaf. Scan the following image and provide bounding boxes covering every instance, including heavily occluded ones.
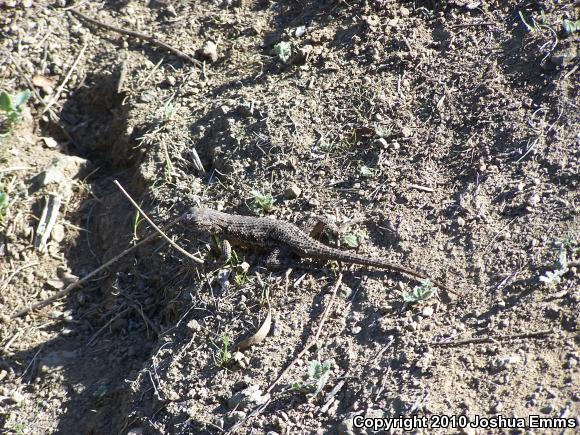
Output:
[32,74,55,93]
[236,308,272,351]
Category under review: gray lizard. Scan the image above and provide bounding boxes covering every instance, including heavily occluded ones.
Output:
[185,207,450,292]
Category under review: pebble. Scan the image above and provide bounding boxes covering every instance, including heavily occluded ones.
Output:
[200,41,218,63]
[187,319,201,331]
[422,306,434,317]
[295,26,306,37]
[51,223,65,243]
[457,216,466,227]
[284,183,301,199]
[228,385,269,410]
[400,6,410,17]
[351,325,362,334]
[528,193,541,207]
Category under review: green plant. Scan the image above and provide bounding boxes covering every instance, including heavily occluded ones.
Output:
[342,233,361,248]
[292,359,333,397]
[0,89,31,135]
[228,251,250,286]
[563,19,580,36]
[0,186,8,221]
[360,165,376,178]
[249,190,275,216]
[540,234,579,286]
[403,279,436,303]
[212,332,232,367]
[274,42,292,63]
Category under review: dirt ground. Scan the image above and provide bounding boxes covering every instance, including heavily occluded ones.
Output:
[1,0,579,434]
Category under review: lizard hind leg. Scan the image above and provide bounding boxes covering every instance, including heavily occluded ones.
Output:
[303,215,341,242]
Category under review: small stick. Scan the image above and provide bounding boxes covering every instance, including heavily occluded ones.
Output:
[227,273,343,434]
[430,329,553,347]
[113,180,203,264]
[70,9,202,67]
[408,183,434,193]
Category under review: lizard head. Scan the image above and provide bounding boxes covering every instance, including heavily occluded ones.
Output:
[186,207,221,233]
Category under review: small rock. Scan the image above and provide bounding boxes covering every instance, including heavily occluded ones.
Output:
[457,216,466,227]
[0,314,11,324]
[199,41,218,63]
[187,319,201,331]
[528,193,541,207]
[46,278,65,290]
[493,401,504,413]
[228,385,269,410]
[51,223,65,242]
[308,198,320,207]
[400,6,410,17]
[284,184,301,199]
[295,26,306,37]
[401,126,412,137]
[541,403,555,414]
[422,306,434,317]
[351,325,362,334]
[41,137,58,148]
[126,429,145,435]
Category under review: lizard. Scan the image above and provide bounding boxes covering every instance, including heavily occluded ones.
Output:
[184,207,451,293]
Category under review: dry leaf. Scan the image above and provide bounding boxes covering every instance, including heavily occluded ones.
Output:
[32,74,55,93]
[236,308,272,351]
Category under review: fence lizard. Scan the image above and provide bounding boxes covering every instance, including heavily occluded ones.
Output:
[185,207,450,292]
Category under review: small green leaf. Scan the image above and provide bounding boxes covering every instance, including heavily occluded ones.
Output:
[563,19,580,35]
[274,42,292,63]
[342,233,360,248]
[0,91,12,112]
[360,165,375,178]
[403,280,435,303]
[12,90,31,111]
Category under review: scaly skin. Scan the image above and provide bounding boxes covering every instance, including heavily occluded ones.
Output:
[185,207,449,291]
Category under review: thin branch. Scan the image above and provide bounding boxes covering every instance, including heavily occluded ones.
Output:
[11,211,189,318]
[113,180,203,264]
[70,9,202,67]
[430,329,553,347]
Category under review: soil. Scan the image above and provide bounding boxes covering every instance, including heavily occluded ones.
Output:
[1,0,579,434]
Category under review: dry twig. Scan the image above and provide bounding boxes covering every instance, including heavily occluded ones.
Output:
[113,180,203,264]
[431,329,553,347]
[70,9,202,67]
